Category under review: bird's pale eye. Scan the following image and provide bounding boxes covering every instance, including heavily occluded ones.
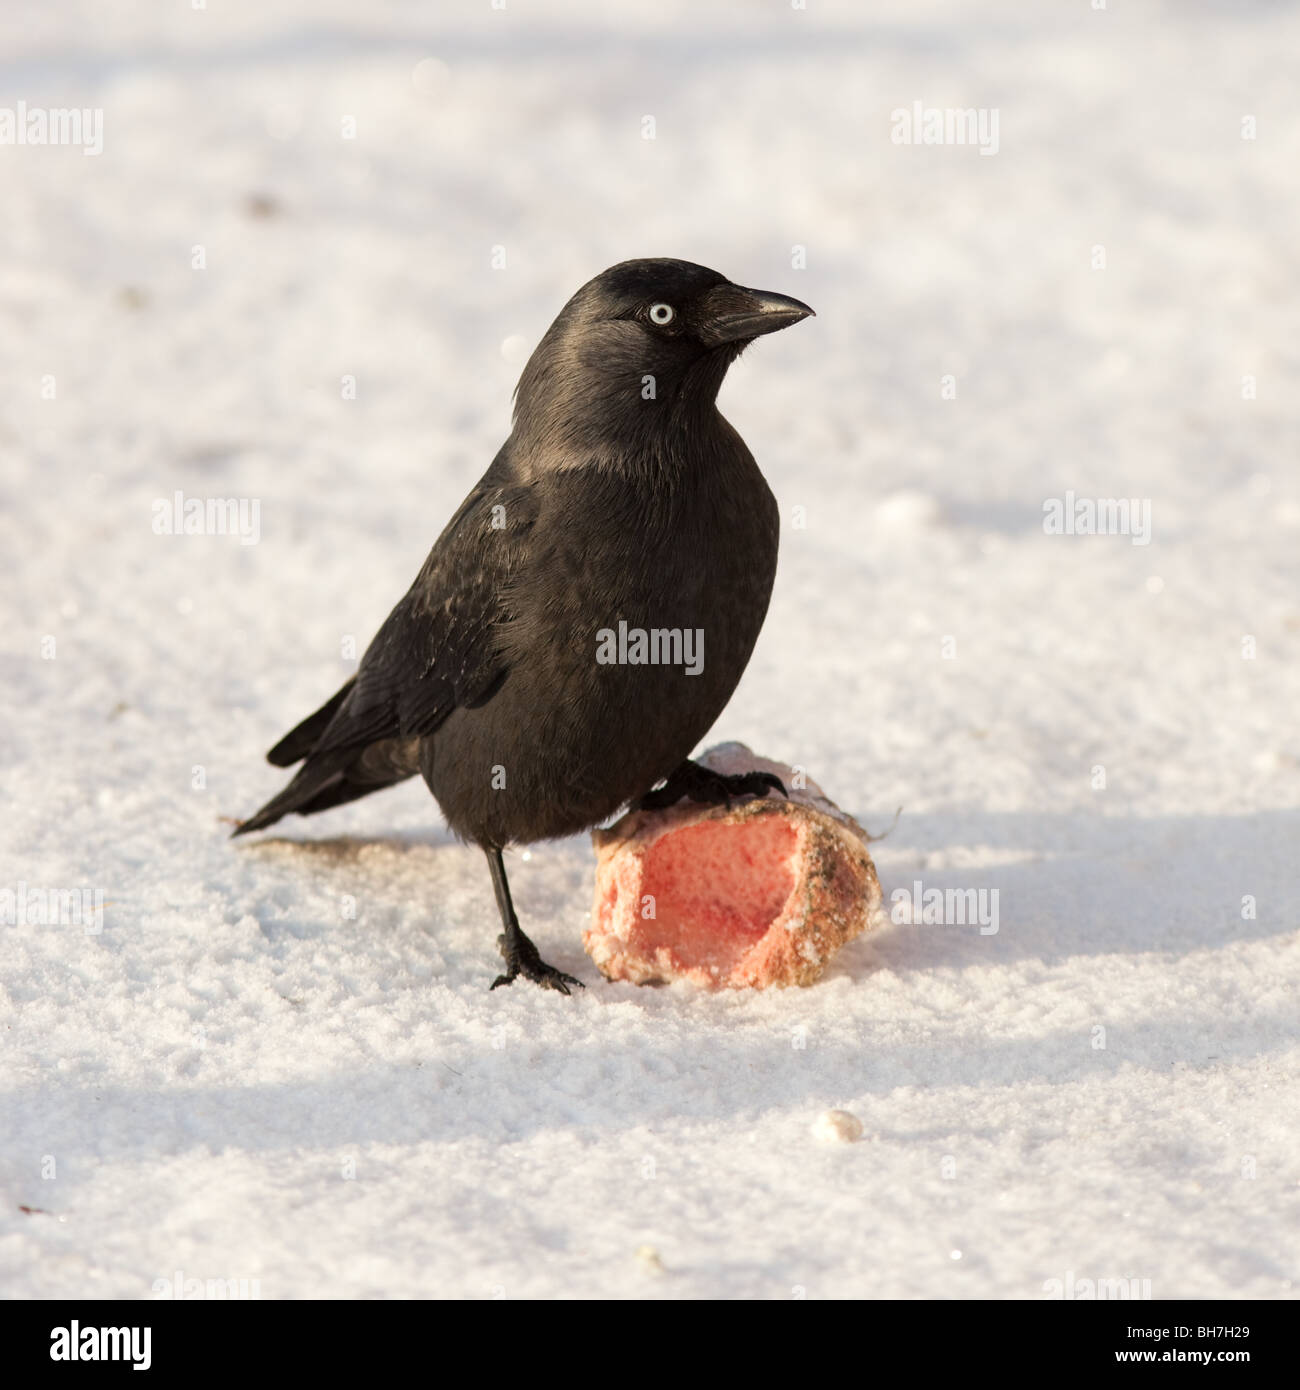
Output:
[648,303,675,325]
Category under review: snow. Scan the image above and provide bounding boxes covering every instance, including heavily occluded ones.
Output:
[2,0,1297,1300]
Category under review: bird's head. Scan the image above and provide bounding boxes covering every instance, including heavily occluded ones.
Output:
[513,259,814,450]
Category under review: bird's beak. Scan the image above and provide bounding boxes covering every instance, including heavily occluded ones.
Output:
[698,284,816,347]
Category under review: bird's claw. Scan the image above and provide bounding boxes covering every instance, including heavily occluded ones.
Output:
[718,771,787,806]
[638,762,787,812]
[491,933,584,995]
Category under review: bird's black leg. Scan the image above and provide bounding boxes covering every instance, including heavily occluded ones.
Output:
[485,847,584,995]
[637,759,787,812]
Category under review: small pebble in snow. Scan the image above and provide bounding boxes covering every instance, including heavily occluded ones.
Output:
[243,193,280,220]
[812,1109,863,1143]
[636,1245,664,1275]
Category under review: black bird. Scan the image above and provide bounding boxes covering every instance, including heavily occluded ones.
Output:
[234,258,814,993]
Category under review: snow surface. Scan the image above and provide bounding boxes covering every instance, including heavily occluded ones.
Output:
[2,0,1298,1300]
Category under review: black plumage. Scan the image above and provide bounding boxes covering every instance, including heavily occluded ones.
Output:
[234,258,814,991]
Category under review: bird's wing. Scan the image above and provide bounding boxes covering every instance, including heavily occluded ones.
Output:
[304,477,537,758]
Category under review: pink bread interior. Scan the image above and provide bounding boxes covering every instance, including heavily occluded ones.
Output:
[606,816,802,985]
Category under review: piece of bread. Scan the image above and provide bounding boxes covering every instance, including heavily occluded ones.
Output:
[586,743,883,989]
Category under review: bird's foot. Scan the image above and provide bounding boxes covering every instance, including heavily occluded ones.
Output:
[491,931,584,995]
[637,760,787,812]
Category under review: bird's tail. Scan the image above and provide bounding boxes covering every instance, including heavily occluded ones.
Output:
[267,679,355,767]
[230,755,355,837]
[231,678,417,838]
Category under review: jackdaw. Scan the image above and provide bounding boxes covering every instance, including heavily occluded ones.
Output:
[234,258,814,993]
